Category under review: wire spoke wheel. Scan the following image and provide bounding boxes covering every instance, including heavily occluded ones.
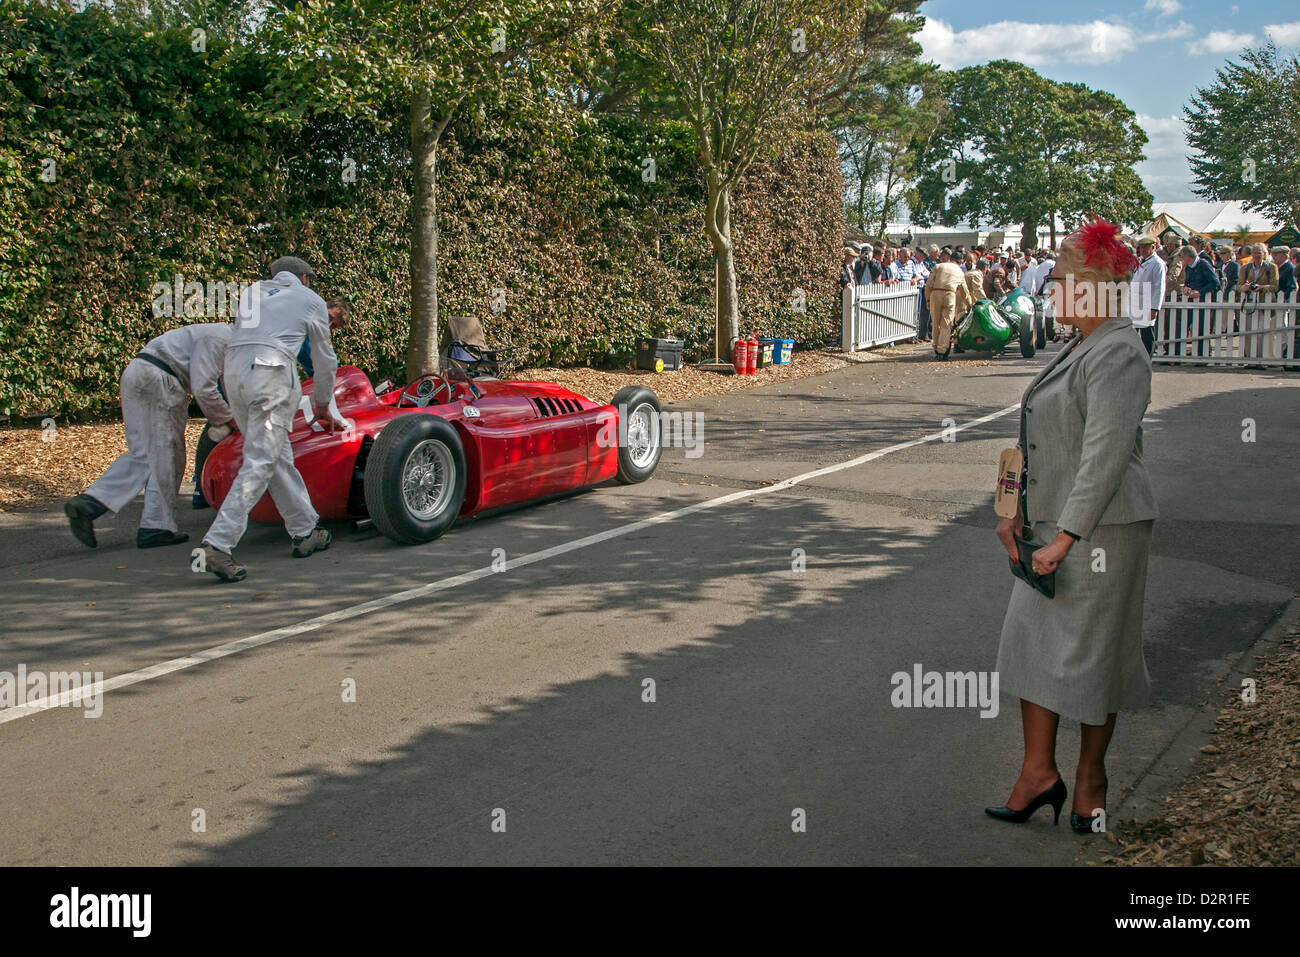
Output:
[401,439,454,520]
[613,386,663,484]
[626,401,660,470]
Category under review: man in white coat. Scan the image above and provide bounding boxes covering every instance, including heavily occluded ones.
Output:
[198,257,338,582]
[1130,236,1166,355]
[66,323,235,549]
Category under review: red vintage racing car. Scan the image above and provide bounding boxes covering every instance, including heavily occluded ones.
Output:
[200,367,664,544]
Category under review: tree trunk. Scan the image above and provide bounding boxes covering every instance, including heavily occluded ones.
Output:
[1049,215,1057,249]
[704,171,740,361]
[407,90,441,380]
[1021,218,1038,252]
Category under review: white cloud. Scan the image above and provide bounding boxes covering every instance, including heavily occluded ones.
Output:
[1137,114,1187,159]
[1134,115,1195,203]
[1266,22,1300,46]
[1187,31,1256,55]
[919,17,1189,70]
[1144,0,1182,16]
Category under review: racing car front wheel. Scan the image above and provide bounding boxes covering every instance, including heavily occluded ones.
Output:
[364,415,467,545]
[612,386,663,484]
[1018,316,1036,358]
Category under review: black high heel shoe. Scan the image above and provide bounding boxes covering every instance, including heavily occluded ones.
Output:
[985,778,1067,825]
[1070,777,1109,834]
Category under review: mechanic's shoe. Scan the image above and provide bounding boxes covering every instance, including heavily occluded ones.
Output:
[191,492,210,510]
[291,527,332,558]
[64,494,107,548]
[198,542,246,582]
[137,528,190,549]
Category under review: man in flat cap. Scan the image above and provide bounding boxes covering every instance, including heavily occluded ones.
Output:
[197,256,338,582]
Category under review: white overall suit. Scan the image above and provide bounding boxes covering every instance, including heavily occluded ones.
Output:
[203,272,337,552]
[86,324,234,532]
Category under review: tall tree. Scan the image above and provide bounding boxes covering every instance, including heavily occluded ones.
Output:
[1185,43,1300,229]
[624,0,864,361]
[911,60,1153,246]
[269,0,605,378]
[823,2,934,235]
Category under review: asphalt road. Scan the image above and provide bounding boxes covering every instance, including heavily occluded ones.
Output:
[0,344,1295,865]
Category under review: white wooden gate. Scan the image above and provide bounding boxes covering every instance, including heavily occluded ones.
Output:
[1155,293,1298,366]
[841,283,921,351]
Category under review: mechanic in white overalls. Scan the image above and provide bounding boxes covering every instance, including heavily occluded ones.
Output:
[198,257,338,582]
[65,323,235,549]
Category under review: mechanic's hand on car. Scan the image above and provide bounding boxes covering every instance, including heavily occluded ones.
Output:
[314,406,336,431]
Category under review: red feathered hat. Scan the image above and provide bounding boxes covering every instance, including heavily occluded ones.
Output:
[1068,214,1139,277]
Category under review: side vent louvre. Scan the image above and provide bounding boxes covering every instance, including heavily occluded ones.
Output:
[532,397,583,416]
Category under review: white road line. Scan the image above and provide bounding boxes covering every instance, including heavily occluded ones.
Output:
[1,404,1017,725]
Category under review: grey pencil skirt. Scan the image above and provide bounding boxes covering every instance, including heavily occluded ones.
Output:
[996,519,1154,725]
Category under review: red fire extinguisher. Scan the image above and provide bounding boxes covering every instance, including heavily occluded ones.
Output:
[733,336,749,374]
[747,334,760,374]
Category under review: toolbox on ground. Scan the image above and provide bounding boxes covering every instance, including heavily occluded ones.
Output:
[635,337,685,371]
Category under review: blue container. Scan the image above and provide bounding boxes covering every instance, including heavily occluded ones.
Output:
[762,338,794,364]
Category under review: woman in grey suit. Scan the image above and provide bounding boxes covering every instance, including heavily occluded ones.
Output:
[985,218,1159,834]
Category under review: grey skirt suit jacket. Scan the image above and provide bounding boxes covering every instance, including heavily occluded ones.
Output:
[996,315,1159,725]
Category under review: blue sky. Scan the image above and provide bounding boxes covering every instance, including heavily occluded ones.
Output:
[916,0,1300,203]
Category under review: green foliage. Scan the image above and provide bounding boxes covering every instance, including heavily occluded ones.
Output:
[823,0,935,235]
[0,2,842,416]
[911,60,1153,241]
[1185,43,1300,229]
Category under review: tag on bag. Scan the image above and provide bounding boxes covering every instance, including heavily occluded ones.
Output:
[994,447,1023,519]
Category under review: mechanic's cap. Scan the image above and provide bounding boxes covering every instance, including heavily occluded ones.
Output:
[269,255,316,282]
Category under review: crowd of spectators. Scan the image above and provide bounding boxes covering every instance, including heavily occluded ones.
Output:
[840,231,1296,359]
[839,239,1060,345]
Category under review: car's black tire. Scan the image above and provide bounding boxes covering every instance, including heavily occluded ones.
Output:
[1019,314,1036,358]
[364,414,467,545]
[611,386,663,484]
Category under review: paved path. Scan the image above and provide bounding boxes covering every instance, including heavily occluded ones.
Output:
[0,345,1294,864]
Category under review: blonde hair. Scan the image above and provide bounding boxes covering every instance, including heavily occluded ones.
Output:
[1053,232,1135,286]
[1049,224,1137,319]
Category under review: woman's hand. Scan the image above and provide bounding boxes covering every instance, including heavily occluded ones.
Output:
[996,515,1021,561]
[1031,532,1075,575]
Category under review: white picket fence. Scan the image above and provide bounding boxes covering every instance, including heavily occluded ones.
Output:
[1155,293,1298,366]
[841,283,921,351]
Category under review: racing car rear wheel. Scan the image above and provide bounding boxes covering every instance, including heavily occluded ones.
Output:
[1019,315,1036,358]
[612,386,663,484]
[364,415,467,544]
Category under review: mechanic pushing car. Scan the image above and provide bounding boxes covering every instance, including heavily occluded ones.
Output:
[190,297,351,510]
[197,256,338,583]
[64,322,235,549]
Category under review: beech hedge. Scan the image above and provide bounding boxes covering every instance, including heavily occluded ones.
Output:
[0,4,844,418]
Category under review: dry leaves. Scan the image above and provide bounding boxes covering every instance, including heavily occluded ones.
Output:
[506,347,884,405]
[0,420,208,513]
[1097,631,1300,867]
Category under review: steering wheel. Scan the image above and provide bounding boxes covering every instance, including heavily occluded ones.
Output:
[397,375,453,408]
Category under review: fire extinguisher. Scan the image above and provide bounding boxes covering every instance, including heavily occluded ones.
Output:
[746,334,760,374]
[733,336,749,374]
